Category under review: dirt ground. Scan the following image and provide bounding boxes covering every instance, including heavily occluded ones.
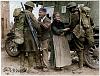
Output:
[1,48,99,76]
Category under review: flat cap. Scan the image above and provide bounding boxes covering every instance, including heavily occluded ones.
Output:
[39,8,47,12]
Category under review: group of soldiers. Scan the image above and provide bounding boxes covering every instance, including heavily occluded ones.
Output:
[13,1,94,73]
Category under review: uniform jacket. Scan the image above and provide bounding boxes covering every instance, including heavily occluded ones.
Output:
[15,10,40,31]
[24,10,40,31]
[15,10,40,51]
[69,9,94,45]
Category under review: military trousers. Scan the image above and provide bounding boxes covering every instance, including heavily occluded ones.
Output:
[72,33,84,68]
[85,27,94,47]
[20,51,37,71]
[20,30,39,70]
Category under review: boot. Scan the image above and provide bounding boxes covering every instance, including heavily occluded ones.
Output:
[27,52,39,73]
[27,67,38,73]
[78,50,83,68]
[72,50,84,74]
[20,52,27,73]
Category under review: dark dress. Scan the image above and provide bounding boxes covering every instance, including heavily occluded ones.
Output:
[50,20,71,67]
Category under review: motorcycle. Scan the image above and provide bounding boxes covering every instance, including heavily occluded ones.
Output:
[5,30,20,57]
[83,26,99,69]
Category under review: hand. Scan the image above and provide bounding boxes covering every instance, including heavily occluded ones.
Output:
[39,22,48,29]
[63,28,70,31]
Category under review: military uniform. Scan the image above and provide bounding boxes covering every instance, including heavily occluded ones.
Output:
[80,6,94,46]
[67,2,94,68]
[69,10,84,68]
[13,1,40,73]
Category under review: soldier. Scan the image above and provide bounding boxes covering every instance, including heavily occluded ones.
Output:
[67,2,94,70]
[38,8,51,71]
[80,6,94,47]
[13,1,40,73]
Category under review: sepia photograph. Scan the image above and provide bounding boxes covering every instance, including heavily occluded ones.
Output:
[1,0,99,75]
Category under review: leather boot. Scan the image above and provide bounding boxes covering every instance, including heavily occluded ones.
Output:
[78,49,83,68]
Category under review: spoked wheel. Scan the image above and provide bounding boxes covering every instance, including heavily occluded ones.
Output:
[5,38,20,57]
[84,44,99,69]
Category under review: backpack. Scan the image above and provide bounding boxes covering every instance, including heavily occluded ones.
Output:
[13,8,24,44]
[73,6,91,40]
[79,6,94,45]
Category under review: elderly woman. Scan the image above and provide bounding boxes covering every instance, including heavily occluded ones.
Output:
[50,12,72,70]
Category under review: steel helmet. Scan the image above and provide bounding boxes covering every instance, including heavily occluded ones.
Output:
[67,2,77,8]
[82,6,90,12]
[24,1,35,8]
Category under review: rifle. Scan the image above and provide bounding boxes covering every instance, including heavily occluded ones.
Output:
[21,2,43,69]
[21,2,39,49]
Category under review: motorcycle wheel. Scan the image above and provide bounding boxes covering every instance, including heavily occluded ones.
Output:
[84,44,99,69]
[5,38,20,57]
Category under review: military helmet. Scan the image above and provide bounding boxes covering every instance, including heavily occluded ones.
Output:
[13,8,21,17]
[24,1,34,8]
[67,2,77,8]
[82,6,90,12]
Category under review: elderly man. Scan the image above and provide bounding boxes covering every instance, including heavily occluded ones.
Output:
[38,8,51,71]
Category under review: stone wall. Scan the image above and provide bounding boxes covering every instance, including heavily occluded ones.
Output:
[89,1,99,27]
[1,1,10,39]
